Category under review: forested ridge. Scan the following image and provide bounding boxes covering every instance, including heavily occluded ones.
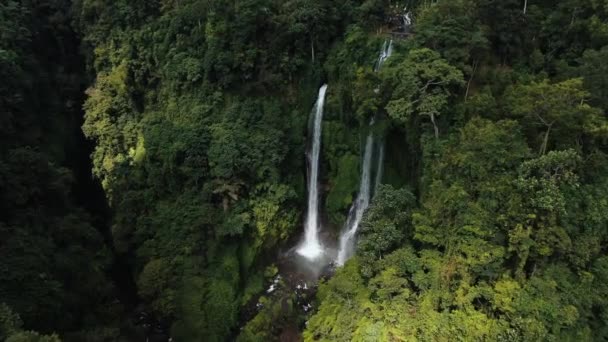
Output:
[2,0,608,341]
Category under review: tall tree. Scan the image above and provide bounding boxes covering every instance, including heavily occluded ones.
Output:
[505,78,607,154]
[383,48,464,138]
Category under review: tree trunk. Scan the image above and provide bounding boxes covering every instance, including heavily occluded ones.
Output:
[464,59,479,101]
[430,113,439,139]
[540,123,553,155]
[523,0,528,14]
[311,36,315,63]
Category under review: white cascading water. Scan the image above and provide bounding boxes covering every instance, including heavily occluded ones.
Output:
[336,127,375,265]
[297,84,328,260]
[403,7,412,28]
[375,40,393,72]
[336,41,393,266]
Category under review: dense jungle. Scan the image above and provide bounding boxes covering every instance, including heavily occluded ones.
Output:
[2,0,608,341]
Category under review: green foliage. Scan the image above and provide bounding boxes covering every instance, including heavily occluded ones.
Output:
[1,304,61,342]
[476,0,532,63]
[352,67,383,122]
[561,46,608,111]
[137,258,175,317]
[516,149,581,213]
[6,332,62,342]
[237,288,299,342]
[7,0,608,340]
[304,259,371,342]
[383,48,464,138]
[414,0,489,72]
[326,153,360,223]
[0,0,121,337]
[249,183,299,249]
[505,78,607,154]
[0,303,22,341]
[307,105,608,341]
[358,185,415,277]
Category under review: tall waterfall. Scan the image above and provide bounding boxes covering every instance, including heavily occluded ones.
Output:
[297,84,328,260]
[336,41,393,266]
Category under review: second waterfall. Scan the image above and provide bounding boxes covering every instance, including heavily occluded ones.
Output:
[336,40,393,266]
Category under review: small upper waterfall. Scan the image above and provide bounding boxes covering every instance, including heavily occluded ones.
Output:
[403,7,412,28]
[372,40,391,193]
[335,41,393,266]
[372,40,392,193]
[375,40,394,72]
[297,84,328,260]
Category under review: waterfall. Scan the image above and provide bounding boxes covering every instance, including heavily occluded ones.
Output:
[335,41,393,266]
[403,7,412,28]
[336,124,375,265]
[372,40,391,193]
[297,84,328,260]
[374,40,392,193]
[375,40,393,72]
